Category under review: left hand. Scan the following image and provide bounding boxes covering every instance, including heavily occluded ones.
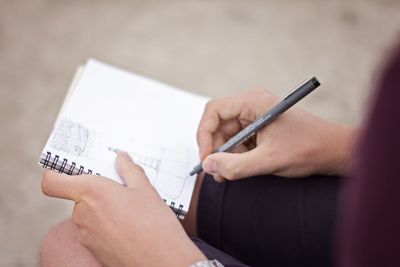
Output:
[41,152,205,267]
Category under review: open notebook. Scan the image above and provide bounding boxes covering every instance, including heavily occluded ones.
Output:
[39,59,209,218]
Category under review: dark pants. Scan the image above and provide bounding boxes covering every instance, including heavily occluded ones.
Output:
[192,174,340,267]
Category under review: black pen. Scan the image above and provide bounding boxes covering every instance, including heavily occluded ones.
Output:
[189,77,321,176]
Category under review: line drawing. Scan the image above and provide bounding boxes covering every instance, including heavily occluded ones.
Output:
[108,146,162,172]
[49,118,194,201]
[108,146,191,200]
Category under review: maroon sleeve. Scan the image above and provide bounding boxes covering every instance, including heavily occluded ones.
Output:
[338,45,400,267]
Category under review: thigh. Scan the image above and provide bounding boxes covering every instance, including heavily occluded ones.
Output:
[40,219,101,267]
[42,219,246,267]
[197,174,341,267]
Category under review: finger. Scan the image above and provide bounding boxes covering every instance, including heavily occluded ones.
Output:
[212,131,227,151]
[116,152,149,188]
[72,203,83,227]
[199,120,242,160]
[212,174,225,183]
[231,144,249,154]
[207,97,247,121]
[41,170,84,201]
[196,109,218,159]
[219,119,242,139]
[197,98,245,159]
[202,147,269,180]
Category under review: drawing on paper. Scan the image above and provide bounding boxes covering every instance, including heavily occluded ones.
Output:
[49,118,93,157]
[108,146,162,172]
[108,146,191,200]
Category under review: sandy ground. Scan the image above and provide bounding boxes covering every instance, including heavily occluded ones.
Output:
[0,0,399,266]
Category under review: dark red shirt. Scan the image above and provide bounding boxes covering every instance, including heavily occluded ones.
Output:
[339,45,400,266]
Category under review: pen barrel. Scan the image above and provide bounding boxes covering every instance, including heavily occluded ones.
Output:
[190,77,321,176]
[216,101,288,153]
[216,77,320,154]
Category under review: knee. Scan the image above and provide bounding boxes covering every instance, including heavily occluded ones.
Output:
[40,219,100,267]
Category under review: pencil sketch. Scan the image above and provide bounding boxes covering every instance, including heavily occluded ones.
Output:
[49,118,93,157]
[108,146,161,171]
[108,145,190,200]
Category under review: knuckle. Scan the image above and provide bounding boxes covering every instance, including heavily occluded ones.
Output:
[225,162,242,180]
[204,100,215,110]
[247,87,265,95]
[204,98,224,113]
[245,88,278,110]
[247,88,274,100]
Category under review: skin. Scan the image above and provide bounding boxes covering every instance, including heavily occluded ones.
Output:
[40,219,102,267]
[41,152,205,267]
[40,89,357,266]
[198,89,356,181]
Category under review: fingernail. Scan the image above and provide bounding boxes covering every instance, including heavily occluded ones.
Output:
[203,159,217,174]
[119,151,133,162]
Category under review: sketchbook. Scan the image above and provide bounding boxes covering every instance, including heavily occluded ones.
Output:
[39,59,208,218]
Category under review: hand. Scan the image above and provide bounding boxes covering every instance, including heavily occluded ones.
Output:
[197,89,356,182]
[41,152,205,267]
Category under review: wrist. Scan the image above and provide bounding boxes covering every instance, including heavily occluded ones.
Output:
[322,124,358,175]
[166,238,207,267]
[181,249,207,267]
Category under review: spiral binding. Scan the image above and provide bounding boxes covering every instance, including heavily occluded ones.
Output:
[39,151,186,218]
[164,199,185,219]
[39,152,96,176]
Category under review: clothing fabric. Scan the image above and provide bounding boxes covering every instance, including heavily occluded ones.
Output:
[338,45,400,267]
[194,44,400,267]
[196,174,340,267]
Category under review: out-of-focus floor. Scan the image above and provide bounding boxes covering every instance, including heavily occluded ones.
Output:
[0,0,399,266]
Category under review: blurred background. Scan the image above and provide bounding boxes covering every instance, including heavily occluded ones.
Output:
[0,0,399,266]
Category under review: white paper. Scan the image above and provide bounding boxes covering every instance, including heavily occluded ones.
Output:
[41,59,209,216]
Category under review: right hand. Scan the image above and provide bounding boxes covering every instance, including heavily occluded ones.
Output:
[197,89,356,182]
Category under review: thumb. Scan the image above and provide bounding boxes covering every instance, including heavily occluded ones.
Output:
[116,152,150,188]
[202,148,265,180]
